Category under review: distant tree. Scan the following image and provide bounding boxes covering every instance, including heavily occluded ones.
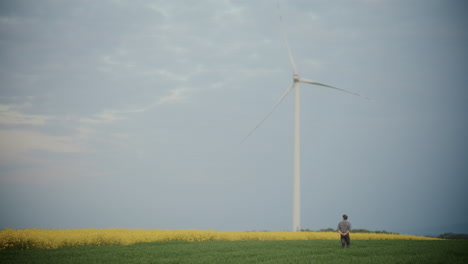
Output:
[318,228,335,232]
[437,233,468,240]
[351,229,370,233]
[302,228,399,234]
[301,228,334,232]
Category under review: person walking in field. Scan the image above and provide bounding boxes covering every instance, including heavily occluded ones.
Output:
[337,214,352,248]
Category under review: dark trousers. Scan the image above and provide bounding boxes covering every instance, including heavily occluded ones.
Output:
[341,233,350,248]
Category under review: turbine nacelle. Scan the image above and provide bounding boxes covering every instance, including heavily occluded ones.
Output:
[293,73,300,83]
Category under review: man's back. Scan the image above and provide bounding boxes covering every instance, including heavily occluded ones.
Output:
[338,220,351,233]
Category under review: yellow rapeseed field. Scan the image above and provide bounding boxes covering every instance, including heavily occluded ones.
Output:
[0,228,439,250]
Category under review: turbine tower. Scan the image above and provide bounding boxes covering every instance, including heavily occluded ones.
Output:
[242,10,370,232]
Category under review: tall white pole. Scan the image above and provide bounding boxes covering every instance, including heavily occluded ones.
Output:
[293,82,301,232]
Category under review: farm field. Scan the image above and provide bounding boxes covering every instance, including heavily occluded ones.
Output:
[1,240,468,264]
[0,228,438,250]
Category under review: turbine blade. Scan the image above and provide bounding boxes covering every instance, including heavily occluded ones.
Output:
[277,4,297,74]
[241,83,295,144]
[300,78,373,101]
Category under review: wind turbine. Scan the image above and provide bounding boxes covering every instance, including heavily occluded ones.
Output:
[241,11,371,232]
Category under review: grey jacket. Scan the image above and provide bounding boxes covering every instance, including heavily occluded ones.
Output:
[337,220,352,233]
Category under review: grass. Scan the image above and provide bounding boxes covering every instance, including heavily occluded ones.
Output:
[1,240,467,264]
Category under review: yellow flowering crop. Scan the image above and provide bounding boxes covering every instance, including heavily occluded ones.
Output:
[0,228,439,250]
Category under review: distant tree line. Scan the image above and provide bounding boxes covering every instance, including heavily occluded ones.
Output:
[301,229,468,239]
[301,228,397,234]
[437,233,468,240]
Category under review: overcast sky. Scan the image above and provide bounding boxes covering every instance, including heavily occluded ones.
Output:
[1,0,467,236]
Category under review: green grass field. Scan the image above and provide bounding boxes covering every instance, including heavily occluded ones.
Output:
[1,240,467,264]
